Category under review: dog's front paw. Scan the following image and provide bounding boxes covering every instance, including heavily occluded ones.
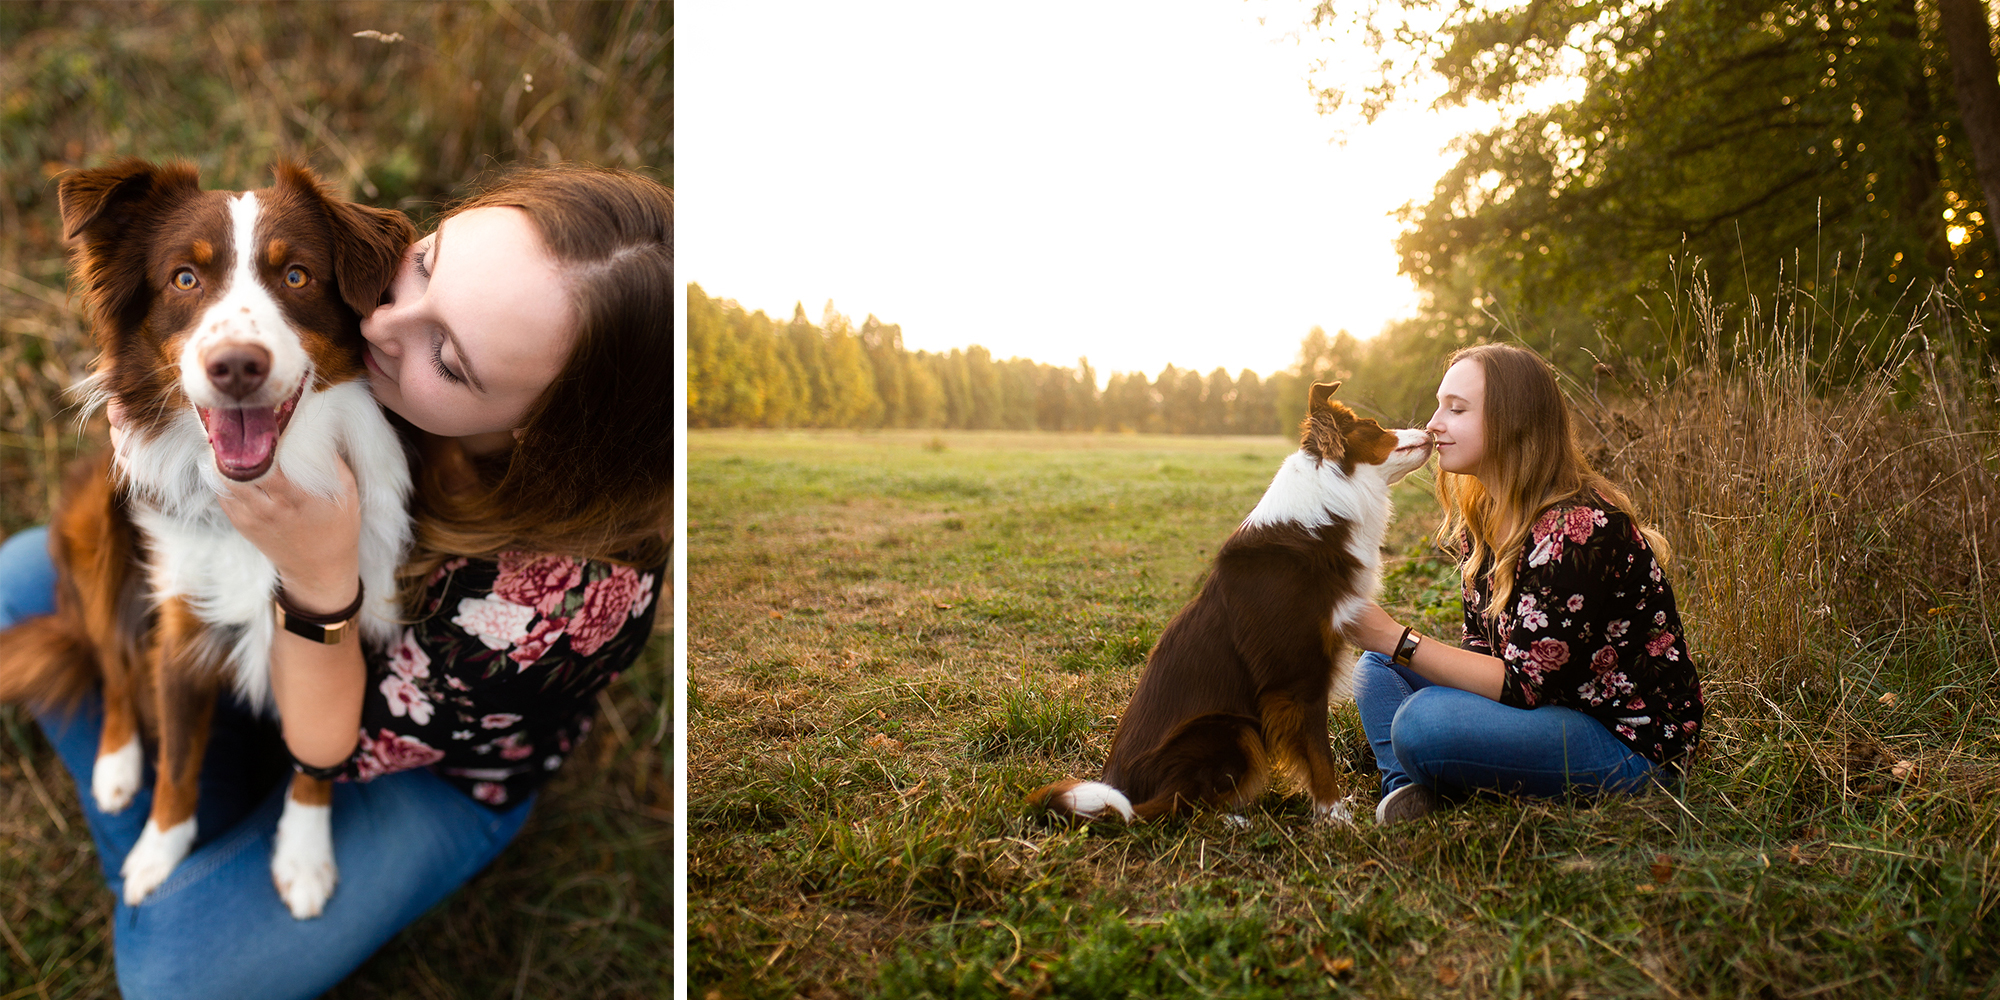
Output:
[272,799,337,919]
[1316,795,1360,827]
[91,739,144,814]
[121,817,196,905]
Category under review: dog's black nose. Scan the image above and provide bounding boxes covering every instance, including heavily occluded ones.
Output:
[205,345,271,400]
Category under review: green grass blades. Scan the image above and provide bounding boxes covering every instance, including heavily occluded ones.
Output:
[689,427,2000,1000]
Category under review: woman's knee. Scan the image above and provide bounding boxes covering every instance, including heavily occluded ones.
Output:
[1387,686,1472,770]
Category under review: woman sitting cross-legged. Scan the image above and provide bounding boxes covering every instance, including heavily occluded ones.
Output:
[1343,343,1704,825]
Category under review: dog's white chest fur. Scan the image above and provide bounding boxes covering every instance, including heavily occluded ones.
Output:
[115,379,411,709]
[1240,450,1398,632]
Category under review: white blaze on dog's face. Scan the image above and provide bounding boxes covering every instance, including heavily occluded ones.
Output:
[175,194,313,481]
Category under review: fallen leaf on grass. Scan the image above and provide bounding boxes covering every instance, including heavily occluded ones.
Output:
[936,602,954,610]
[1436,962,1460,987]
[1891,759,1915,781]
[1879,691,1898,706]
[1650,854,1675,884]
[769,611,784,620]
[864,732,904,753]
[1309,943,1355,977]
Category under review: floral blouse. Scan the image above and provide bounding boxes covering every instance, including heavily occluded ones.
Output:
[308,552,662,807]
[1462,501,1704,768]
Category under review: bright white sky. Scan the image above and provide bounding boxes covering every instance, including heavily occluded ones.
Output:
[679,0,1543,380]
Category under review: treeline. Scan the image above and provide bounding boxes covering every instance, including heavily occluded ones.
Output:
[686,284,1461,435]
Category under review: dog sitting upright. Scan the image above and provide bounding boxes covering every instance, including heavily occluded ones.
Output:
[1034,382,1432,822]
[0,160,414,917]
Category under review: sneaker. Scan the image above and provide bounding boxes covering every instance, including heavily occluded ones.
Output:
[1374,782,1441,825]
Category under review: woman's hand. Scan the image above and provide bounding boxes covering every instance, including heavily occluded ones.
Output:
[1344,601,1408,655]
[218,459,363,615]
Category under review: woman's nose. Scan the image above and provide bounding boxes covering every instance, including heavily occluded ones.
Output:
[1425,411,1446,434]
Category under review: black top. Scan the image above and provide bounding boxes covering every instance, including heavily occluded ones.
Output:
[313,551,662,807]
[1462,502,1704,768]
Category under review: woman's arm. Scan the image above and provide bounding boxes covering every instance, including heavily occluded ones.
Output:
[1345,601,1505,700]
[218,461,367,769]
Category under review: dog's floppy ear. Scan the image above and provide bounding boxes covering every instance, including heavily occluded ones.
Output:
[59,160,204,342]
[271,161,417,317]
[1299,382,1348,463]
[59,159,202,242]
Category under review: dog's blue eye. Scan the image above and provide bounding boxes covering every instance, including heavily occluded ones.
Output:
[285,267,309,288]
[172,269,198,291]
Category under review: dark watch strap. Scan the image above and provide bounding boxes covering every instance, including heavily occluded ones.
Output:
[273,581,364,644]
[1391,626,1421,666]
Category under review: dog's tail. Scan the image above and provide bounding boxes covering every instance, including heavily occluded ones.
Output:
[0,614,99,711]
[1029,778,1138,822]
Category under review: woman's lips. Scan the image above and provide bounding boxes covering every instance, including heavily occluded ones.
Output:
[363,346,393,383]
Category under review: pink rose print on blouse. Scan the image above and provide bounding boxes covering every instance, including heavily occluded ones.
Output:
[453,596,538,651]
[1646,632,1677,657]
[379,674,435,726]
[1526,510,1568,567]
[351,728,445,781]
[1607,619,1630,639]
[566,566,649,656]
[493,551,585,616]
[1567,595,1585,613]
[387,629,431,681]
[481,713,524,729]
[510,617,569,670]
[471,781,509,805]
[491,731,535,761]
[1590,645,1619,673]
[1564,507,1606,543]
[1529,638,1571,672]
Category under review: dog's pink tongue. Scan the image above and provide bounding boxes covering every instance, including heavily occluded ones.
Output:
[206,406,279,475]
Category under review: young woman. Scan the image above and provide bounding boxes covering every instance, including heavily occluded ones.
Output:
[0,164,672,998]
[1345,343,1703,825]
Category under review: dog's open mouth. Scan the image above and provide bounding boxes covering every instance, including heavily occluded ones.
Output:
[197,383,304,481]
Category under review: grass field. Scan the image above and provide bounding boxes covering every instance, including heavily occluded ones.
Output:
[688,426,2000,999]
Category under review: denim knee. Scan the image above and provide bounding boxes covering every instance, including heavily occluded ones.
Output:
[0,525,58,628]
[1386,686,1458,777]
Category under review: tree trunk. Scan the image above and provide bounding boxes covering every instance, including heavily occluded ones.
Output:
[1938,0,2000,261]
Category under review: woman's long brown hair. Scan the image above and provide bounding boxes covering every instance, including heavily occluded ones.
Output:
[1433,344,1668,621]
[396,164,673,611]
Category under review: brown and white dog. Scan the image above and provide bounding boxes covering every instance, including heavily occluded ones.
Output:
[1033,383,1431,823]
[0,160,414,917]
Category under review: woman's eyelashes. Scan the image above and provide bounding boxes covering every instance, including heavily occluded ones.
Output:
[414,247,431,279]
[430,338,466,385]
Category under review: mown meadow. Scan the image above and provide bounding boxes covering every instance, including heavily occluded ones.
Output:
[688,278,2000,998]
[0,3,671,996]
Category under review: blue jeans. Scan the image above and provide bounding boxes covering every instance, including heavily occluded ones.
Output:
[0,527,534,1000]
[1354,650,1660,800]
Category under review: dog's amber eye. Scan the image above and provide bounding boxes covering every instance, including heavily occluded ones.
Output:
[172,269,198,291]
[284,267,309,289]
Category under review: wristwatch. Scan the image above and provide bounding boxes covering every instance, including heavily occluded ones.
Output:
[1391,627,1422,667]
[274,581,365,644]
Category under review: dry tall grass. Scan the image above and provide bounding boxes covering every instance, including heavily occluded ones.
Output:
[1573,271,2000,809]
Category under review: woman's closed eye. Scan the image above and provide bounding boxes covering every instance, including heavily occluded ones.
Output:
[431,339,467,384]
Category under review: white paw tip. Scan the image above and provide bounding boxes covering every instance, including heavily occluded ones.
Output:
[272,802,337,920]
[120,817,195,905]
[1317,796,1361,827]
[91,740,144,814]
